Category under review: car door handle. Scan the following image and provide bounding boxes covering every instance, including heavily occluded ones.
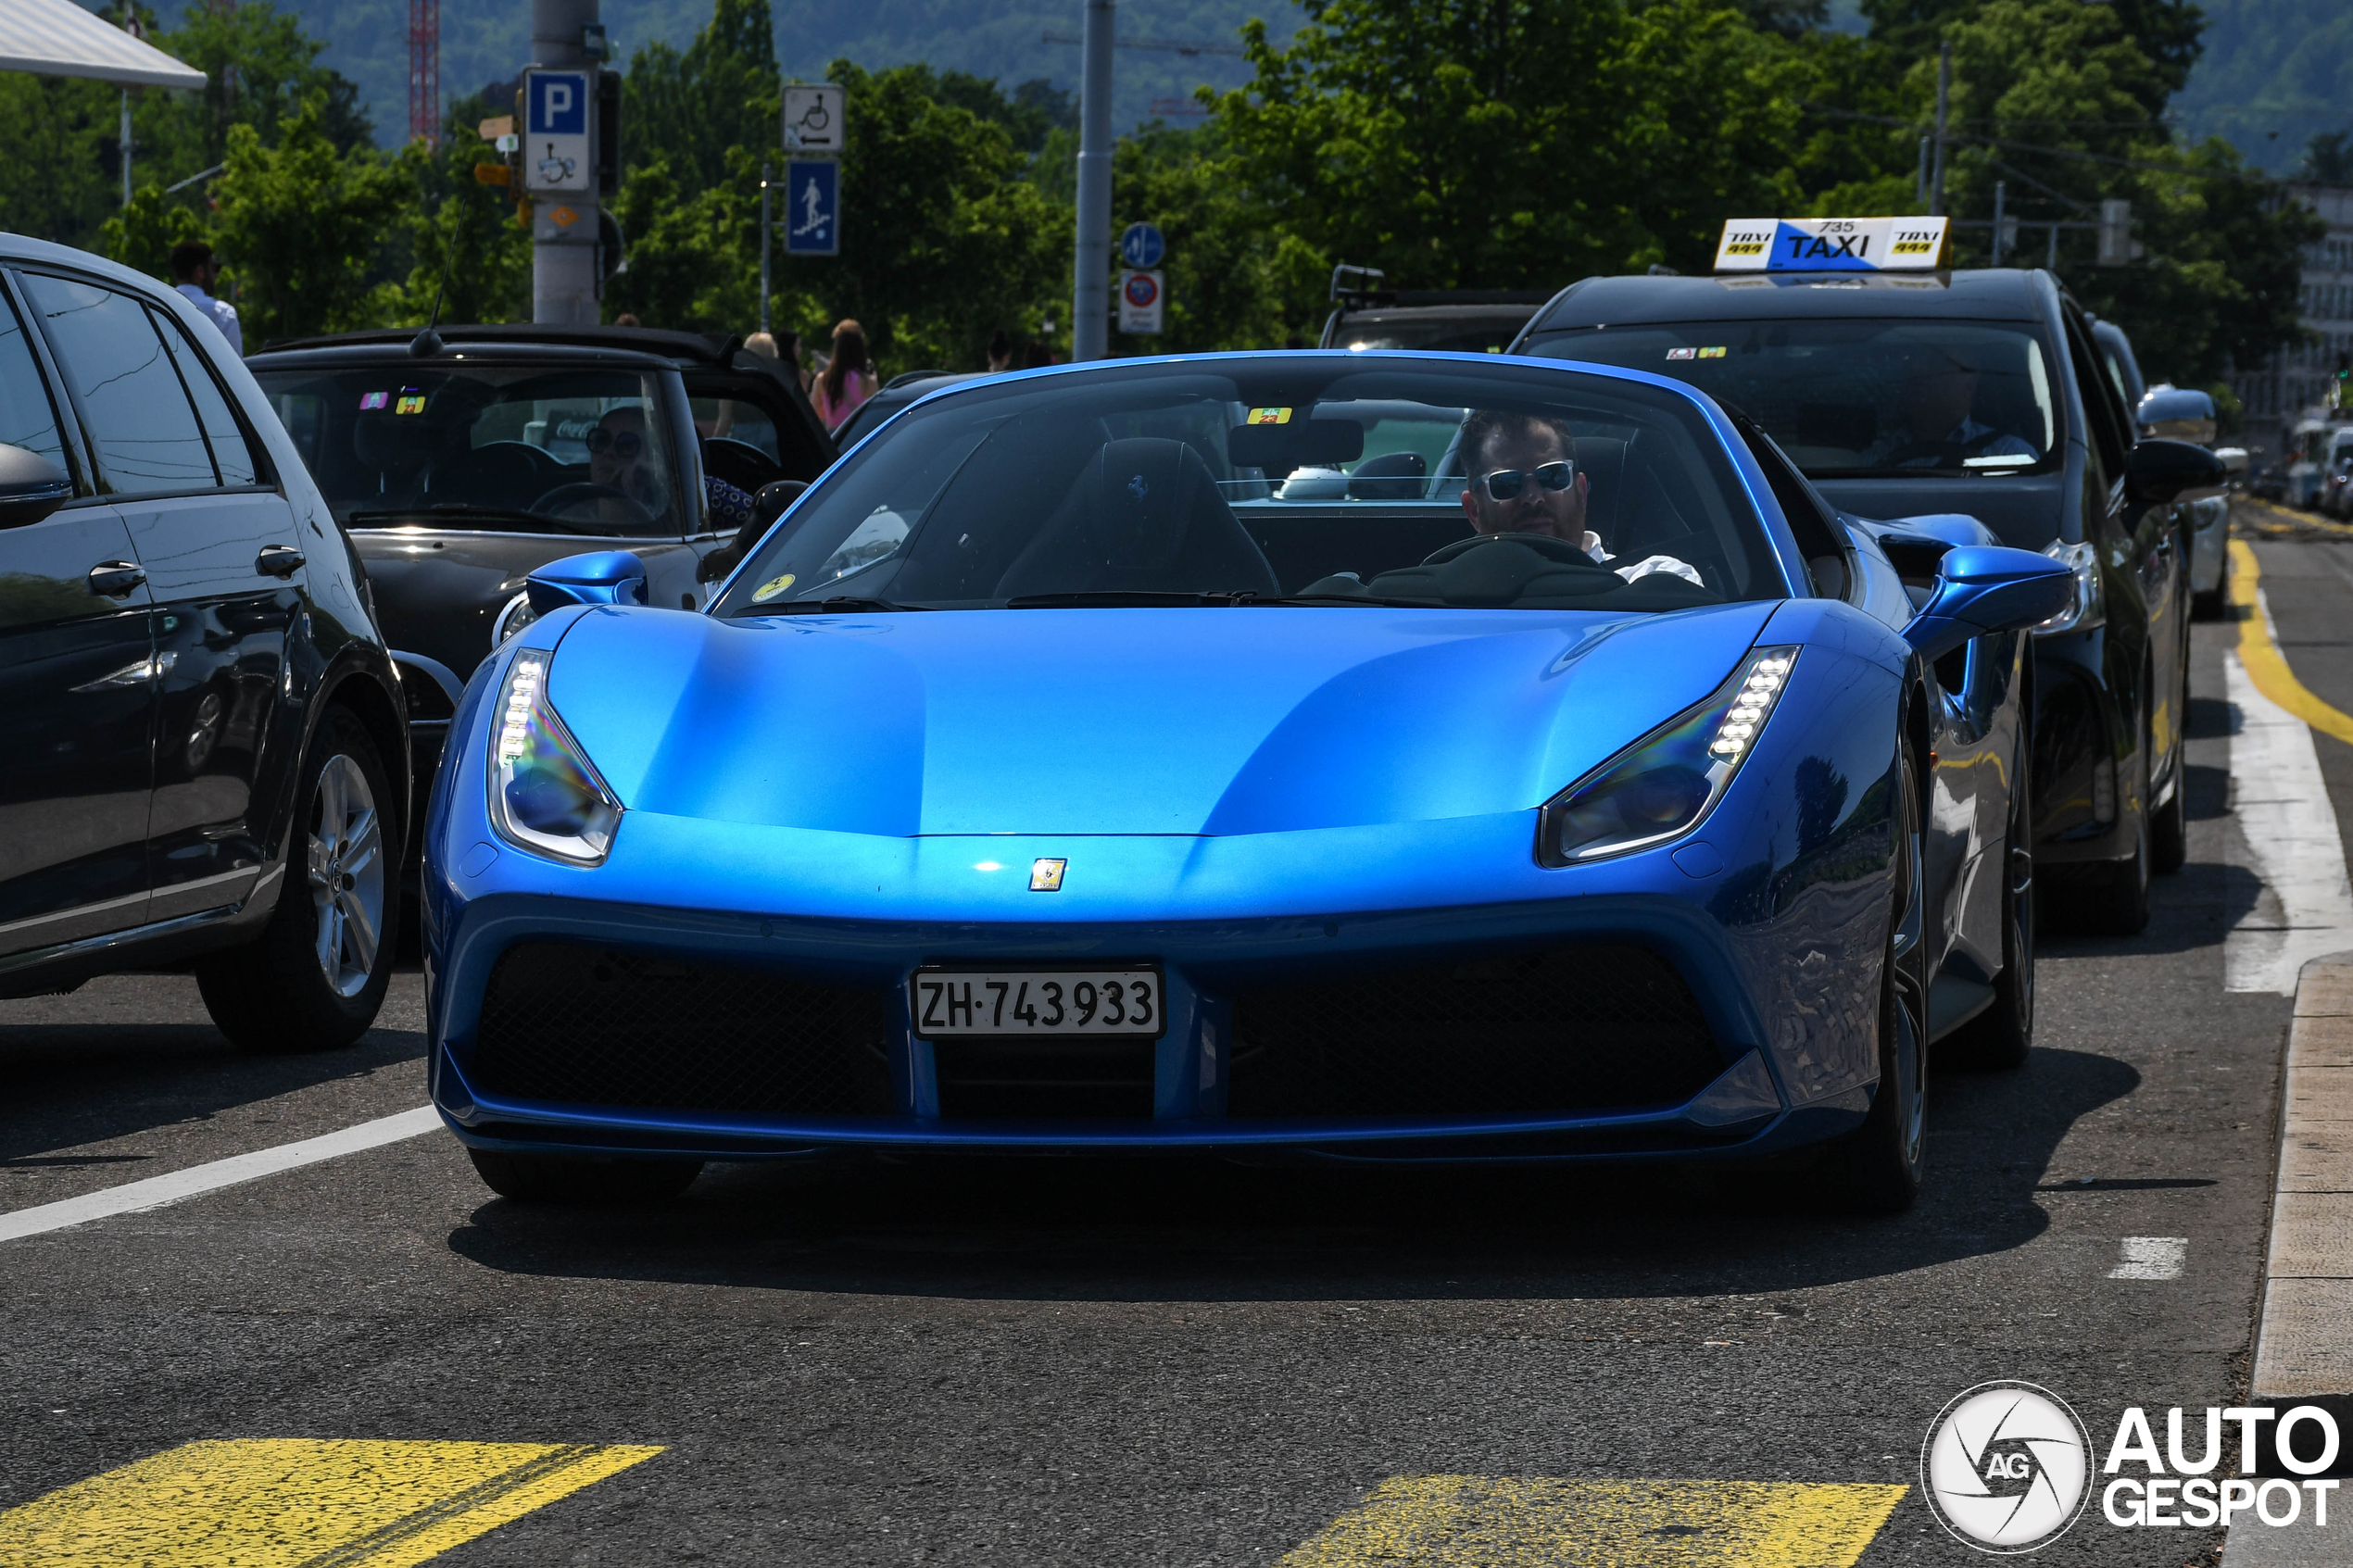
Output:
[86,560,145,598]
[256,546,306,578]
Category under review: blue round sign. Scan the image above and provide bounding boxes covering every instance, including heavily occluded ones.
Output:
[1119,222,1166,270]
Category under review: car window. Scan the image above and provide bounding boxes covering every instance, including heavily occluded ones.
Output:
[156,312,262,486]
[691,396,778,461]
[248,364,686,536]
[2062,309,2129,488]
[715,358,1784,614]
[21,273,215,495]
[0,287,71,485]
[1526,318,2059,479]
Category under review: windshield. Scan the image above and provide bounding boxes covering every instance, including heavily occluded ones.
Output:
[1524,319,2059,479]
[254,364,686,534]
[712,358,1786,616]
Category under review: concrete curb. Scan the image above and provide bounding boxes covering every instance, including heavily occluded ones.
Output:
[2253,952,2353,1401]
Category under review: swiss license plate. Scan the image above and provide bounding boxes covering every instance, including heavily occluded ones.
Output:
[912,970,1163,1037]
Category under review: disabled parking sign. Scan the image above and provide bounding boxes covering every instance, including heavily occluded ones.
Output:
[785,159,839,256]
[522,70,591,194]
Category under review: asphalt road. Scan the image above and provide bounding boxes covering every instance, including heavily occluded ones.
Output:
[0,543,2337,1566]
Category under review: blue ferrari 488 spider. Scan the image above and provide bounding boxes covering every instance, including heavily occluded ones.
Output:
[420,352,2071,1211]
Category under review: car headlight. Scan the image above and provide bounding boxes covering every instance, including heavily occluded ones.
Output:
[485,648,622,865]
[1537,646,1797,867]
[2032,539,2106,635]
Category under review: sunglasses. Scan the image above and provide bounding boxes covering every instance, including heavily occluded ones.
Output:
[1480,460,1574,502]
[586,428,646,458]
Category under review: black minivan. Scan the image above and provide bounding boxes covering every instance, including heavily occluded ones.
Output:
[1516,268,2222,933]
[0,237,408,1044]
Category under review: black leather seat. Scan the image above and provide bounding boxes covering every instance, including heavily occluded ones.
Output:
[994,437,1278,599]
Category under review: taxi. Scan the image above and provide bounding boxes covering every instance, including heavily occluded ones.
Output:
[1513,217,2227,935]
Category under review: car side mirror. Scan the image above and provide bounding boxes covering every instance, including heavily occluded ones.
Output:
[0,443,72,528]
[1902,546,2075,661]
[754,478,807,527]
[2216,445,2249,476]
[524,550,650,614]
[2126,437,2228,506]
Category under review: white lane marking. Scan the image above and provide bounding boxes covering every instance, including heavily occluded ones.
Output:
[2226,633,2353,995]
[2108,1236,2189,1280]
[0,1106,441,1243]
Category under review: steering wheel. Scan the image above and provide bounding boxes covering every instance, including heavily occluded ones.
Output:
[532,482,656,531]
[1878,440,1969,469]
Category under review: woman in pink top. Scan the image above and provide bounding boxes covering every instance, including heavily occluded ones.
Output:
[812,319,875,432]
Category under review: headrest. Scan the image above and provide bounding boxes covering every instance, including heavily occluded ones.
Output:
[1064,437,1225,571]
[351,413,437,471]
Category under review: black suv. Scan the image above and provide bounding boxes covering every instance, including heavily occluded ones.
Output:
[245,326,836,804]
[0,238,408,1047]
[1516,268,2221,933]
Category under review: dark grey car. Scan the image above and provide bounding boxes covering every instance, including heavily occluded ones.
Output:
[245,333,833,808]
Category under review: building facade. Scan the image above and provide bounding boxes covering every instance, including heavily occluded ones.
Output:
[2235,183,2353,461]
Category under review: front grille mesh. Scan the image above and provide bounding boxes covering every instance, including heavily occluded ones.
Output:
[1227,943,1723,1119]
[470,941,893,1116]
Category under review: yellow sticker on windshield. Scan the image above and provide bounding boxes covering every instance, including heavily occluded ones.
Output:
[752,572,797,602]
[395,392,426,415]
[1247,407,1293,425]
[1697,345,1728,358]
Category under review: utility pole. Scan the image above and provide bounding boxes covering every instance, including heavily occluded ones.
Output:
[1071,0,1114,362]
[1930,42,1951,219]
[528,0,602,324]
[120,90,132,207]
[1991,181,2006,267]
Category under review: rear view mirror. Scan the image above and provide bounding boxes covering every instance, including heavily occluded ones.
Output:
[0,443,72,528]
[1902,545,2074,661]
[2126,437,2227,505]
[525,550,650,614]
[1228,419,1365,471]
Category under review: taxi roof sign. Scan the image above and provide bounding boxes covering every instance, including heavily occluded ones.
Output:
[1714,217,1949,273]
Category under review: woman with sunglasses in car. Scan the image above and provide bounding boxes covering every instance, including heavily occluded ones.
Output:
[580,405,756,536]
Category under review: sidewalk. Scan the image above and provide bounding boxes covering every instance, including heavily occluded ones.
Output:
[2227,952,2353,1565]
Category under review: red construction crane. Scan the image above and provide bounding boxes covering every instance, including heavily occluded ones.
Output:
[408,0,440,147]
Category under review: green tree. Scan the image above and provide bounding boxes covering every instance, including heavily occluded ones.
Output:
[99,183,210,282]
[1107,122,1324,352]
[210,94,412,344]
[607,151,766,332]
[380,94,535,327]
[1211,0,1812,290]
[622,0,777,194]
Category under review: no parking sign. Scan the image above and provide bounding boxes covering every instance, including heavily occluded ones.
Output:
[1118,268,1164,335]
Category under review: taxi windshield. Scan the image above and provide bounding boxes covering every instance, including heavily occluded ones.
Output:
[254,364,686,535]
[713,358,1789,615]
[1524,319,2060,479]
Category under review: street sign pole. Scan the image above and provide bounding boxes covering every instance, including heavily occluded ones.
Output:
[527,0,601,324]
[1072,0,1114,361]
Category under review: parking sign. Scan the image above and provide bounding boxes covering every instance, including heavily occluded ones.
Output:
[522,70,591,194]
[785,159,839,256]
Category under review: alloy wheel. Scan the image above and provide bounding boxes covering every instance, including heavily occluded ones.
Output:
[306,753,385,998]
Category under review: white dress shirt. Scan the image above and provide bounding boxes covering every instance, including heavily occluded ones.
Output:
[176,282,244,358]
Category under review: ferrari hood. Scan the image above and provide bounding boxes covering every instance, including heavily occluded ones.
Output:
[543,601,1779,836]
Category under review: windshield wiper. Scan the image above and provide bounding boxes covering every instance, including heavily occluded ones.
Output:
[753,595,933,614]
[348,505,565,533]
[1245,593,1439,608]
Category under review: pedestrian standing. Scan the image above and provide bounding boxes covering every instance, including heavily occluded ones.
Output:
[170,240,242,358]
[812,319,875,432]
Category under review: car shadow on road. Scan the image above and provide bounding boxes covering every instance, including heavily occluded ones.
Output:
[0,973,425,1162]
[444,1046,2140,1304]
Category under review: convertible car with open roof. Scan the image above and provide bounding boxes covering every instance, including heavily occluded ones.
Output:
[416,349,2085,1213]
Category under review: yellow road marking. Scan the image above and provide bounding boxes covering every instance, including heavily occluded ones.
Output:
[0,1438,662,1567]
[2237,495,2353,539]
[1277,1475,1907,1567]
[2230,539,2353,746]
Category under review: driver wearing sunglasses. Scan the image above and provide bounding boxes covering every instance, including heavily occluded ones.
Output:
[1457,410,1699,585]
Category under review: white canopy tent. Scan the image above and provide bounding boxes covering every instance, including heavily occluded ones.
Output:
[0,0,206,207]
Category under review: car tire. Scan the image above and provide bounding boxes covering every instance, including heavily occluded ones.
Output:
[1822,742,1929,1213]
[467,1148,703,1205]
[196,709,396,1053]
[1945,738,2034,1071]
[2150,766,2188,875]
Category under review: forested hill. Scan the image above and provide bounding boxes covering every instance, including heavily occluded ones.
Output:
[136,0,2348,175]
[148,0,1285,145]
[2170,0,2353,176]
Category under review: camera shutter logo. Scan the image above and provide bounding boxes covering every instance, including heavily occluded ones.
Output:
[1921,1381,2093,1552]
